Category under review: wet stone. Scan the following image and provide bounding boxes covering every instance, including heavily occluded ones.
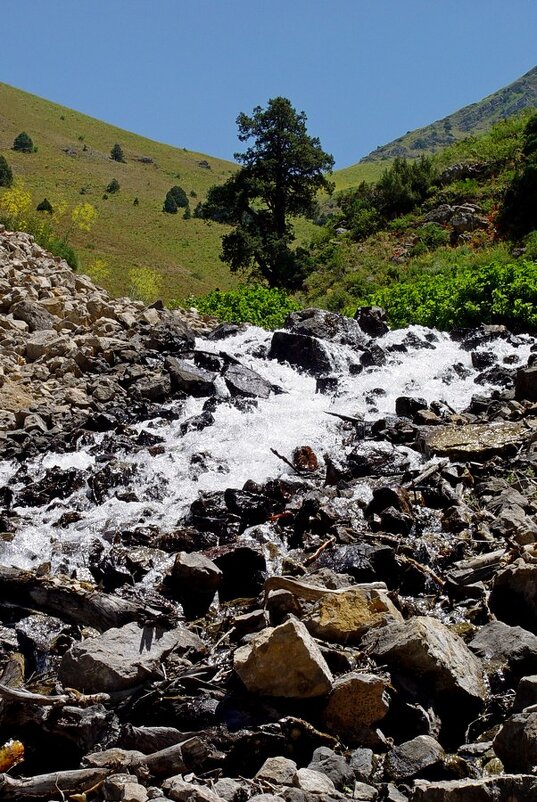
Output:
[385,735,445,782]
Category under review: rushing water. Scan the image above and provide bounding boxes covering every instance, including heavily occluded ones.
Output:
[0,324,533,573]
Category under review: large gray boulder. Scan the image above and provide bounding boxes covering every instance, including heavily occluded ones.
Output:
[60,622,204,692]
[363,616,487,708]
[412,775,537,801]
[234,618,333,698]
[469,620,537,678]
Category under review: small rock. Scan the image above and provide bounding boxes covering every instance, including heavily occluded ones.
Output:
[323,673,390,743]
[294,768,337,795]
[256,756,298,786]
[385,735,444,782]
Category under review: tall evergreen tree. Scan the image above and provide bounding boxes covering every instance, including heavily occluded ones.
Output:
[199,97,334,288]
[0,155,13,187]
[110,143,125,163]
[12,132,34,153]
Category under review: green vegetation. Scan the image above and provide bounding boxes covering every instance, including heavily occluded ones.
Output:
[185,283,300,328]
[0,81,238,300]
[498,113,537,238]
[110,143,125,162]
[106,178,120,194]
[36,197,53,213]
[367,261,537,331]
[0,155,13,187]
[12,131,34,153]
[357,64,537,162]
[199,97,334,289]
[163,185,189,213]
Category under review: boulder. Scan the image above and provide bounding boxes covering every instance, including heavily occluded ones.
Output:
[293,768,337,795]
[419,421,537,461]
[284,308,369,348]
[355,306,389,337]
[489,564,537,634]
[255,756,298,786]
[162,777,225,802]
[385,735,444,782]
[224,363,273,399]
[165,357,216,396]
[307,746,354,790]
[60,622,204,692]
[303,586,403,644]
[514,675,537,712]
[493,708,537,772]
[233,618,333,698]
[516,365,537,401]
[412,775,537,801]
[322,673,390,744]
[468,620,537,678]
[269,331,332,375]
[363,617,487,709]
[11,300,59,331]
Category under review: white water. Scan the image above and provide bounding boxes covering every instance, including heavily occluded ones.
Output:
[0,325,533,572]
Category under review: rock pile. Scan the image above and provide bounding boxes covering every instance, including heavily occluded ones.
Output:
[0,230,537,801]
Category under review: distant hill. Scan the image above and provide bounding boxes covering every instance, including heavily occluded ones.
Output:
[360,65,537,164]
[0,82,240,301]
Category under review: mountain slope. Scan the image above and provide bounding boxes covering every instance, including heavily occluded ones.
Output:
[360,65,537,164]
[0,82,239,300]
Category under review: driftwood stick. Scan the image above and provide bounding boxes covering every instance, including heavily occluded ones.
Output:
[0,767,109,799]
[0,682,110,707]
[270,448,303,475]
[264,575,387,603]
[0,565,159,631]
[304,537,336,566]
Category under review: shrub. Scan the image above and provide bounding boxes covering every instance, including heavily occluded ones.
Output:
[368,260,537,331]
[411,223,450,256]
[524,230,537,261]
[183,205,191,220]
[163,192,178,214]
[184,283,301,329]
[106,178,120,194]
[110,143,125,162]
[168,185,188,208]
[12,132,34,153]
[133,197,139,206]
[0,155,13,187]
[36,198,53,213]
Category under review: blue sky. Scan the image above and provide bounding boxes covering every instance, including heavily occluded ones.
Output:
[2,1,537,167]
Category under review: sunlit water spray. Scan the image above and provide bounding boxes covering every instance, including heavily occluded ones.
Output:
[0,325,533,572]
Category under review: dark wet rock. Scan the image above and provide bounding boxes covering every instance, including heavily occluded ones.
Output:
[165,357,216,396]
[493,708,537,772]
[474,366,514,388]
[166,551,222,618]
[396,397,428,419]
[15,467,86,507]
[132,372,172,401]
[284,308,369,349]
[355,306,389,338]
[234,618,333,698]
[361,344,386,367]
[269,331,332,375]
[89,460,137,504]
[514,674,537,712]
[489,564,537,634]
[207,322,246,340]
[385,735,444,782]
[224,363,272,399]
[59,622,205,692]
[516,365,537,401]
[224,488,273,526]
[469,621,537,679]
[316,375,340,394]
[180,410,215,434]
[207,544,267,601]
[143,319,195,353]
[346,445,411,478]
[470,351,496,370]
[366,485,413,517]
[316,543,398,586]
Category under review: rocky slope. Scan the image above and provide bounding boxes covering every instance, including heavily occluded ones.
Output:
[0,231,537,801]
[361,64,537,162]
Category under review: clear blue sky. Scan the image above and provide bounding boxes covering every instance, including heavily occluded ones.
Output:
[2,1,537,168]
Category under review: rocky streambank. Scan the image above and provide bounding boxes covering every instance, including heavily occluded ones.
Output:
[0,229,537,801]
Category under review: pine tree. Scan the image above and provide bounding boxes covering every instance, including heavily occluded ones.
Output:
[12,132,34,153]
[110,143,125,163]
[0,155,13,187]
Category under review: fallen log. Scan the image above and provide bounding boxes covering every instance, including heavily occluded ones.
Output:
[0,682,110,707]
[0,565,160,631]
[0,767,109,799]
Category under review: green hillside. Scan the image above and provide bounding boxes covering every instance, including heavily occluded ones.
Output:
[0,82,240,300]
[348,65,537,166]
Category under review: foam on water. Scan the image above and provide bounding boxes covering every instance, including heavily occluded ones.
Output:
[0,324,533,571]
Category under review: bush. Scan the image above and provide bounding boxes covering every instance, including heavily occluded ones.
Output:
[168,185,188,208]
[184,283,301,329]
[12,132,34,153]
[163,192,177,214]
[0,155,13,187]
[524,230,537,261]
[36,198,53,213]
[368,260,537,331]
[106,178,120,194]
[410,223,450,256]
[110,143,125,163]
[183,205,191,220]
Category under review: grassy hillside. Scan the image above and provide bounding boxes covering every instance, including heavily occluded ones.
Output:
[331,159,387,191]
[0,82,240,301]
[349,65,537,165]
